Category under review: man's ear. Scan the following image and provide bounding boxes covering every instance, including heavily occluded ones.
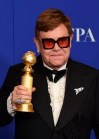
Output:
[70,35,73,48]
[33,37,40,53]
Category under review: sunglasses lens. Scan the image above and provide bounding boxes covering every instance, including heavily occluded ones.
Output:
[42,36,70,49]
[58,37,70,48]
[42,39,54,49]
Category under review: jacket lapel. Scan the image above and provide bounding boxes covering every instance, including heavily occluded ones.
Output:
[55,59,89,131]
[31,58,54,129]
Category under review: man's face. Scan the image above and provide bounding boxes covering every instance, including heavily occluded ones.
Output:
[34,24,72,69]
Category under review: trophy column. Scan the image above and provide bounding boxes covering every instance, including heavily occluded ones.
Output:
[16,51,36,112]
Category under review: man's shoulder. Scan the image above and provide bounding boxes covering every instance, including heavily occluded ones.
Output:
[8,55,43,74]
[69,59,97,73]
[9,63,24,70]
[6,63,24,76]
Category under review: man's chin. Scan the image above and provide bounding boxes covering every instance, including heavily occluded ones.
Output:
[49,62,63,69]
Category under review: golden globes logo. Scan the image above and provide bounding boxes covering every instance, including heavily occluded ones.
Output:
[72,27,96,42]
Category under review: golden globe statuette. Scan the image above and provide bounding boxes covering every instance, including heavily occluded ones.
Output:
[17,51,36,112]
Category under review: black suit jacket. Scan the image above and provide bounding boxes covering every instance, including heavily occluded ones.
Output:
[0,56,99,139]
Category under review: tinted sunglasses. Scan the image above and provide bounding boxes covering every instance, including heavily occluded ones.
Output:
[42,36,70,49]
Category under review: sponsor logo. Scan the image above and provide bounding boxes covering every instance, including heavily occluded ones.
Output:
[72,28,96,42]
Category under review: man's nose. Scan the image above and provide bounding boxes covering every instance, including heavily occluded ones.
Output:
[53,42,60,51]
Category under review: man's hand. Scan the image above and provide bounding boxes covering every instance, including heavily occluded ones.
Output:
[11,85,36,109]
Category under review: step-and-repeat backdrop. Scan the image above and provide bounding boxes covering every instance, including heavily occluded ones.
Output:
[0,0,98,139]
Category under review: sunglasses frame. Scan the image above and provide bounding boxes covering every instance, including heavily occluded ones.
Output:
[42,36,70,49]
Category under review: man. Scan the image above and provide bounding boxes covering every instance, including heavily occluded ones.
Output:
[0,8,99,139]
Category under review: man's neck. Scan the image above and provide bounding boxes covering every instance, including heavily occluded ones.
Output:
[43,62,67,71]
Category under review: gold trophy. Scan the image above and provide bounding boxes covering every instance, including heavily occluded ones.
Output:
[17,51,36,112]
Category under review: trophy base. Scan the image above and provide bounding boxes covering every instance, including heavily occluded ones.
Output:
[16,103,34,112]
